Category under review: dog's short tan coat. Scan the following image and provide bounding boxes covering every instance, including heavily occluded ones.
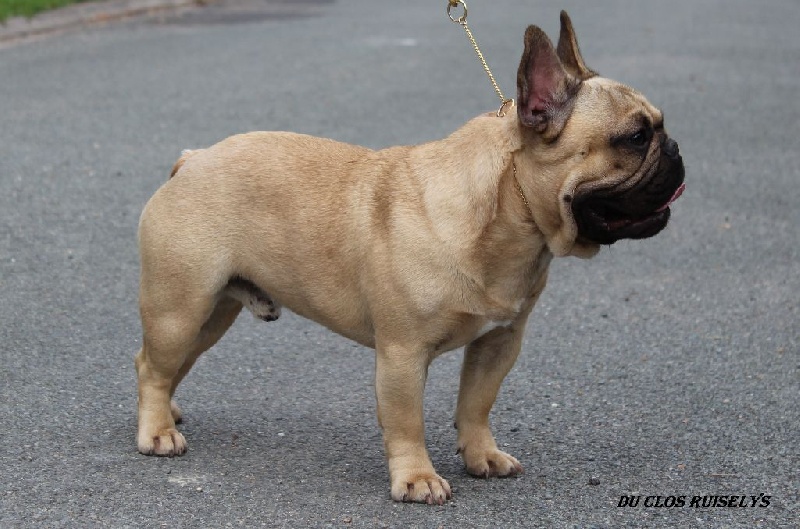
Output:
[135,12,684,504]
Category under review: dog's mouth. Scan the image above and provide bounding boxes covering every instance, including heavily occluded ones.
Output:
[578,183,684,242]
[573,156,685,245]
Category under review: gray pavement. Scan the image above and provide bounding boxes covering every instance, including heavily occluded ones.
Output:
[1,0,798,527]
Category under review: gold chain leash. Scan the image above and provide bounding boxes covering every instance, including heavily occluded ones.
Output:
[446,0,530,216]
[447,0,514,117]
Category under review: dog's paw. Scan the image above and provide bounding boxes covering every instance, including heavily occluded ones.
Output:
[137,428,187,457]
[390,471,452,505]
[461,446,523,478]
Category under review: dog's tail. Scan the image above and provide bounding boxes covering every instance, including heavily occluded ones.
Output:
[170,149,199,178]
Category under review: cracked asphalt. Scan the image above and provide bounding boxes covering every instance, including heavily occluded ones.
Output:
[0,0,797,527]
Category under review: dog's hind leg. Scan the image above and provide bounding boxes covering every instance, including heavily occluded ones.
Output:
[135,282,239,457]
[167,296,243,424]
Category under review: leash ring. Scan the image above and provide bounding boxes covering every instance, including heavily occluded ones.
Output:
[447,0,467,25]
[497,98,514,117]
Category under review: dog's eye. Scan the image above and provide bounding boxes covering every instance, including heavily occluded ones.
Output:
[628,129,648,147]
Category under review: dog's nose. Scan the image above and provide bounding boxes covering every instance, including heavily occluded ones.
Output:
[663,137,680,158]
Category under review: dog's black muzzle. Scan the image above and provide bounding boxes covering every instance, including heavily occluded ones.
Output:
[573,135,686,245]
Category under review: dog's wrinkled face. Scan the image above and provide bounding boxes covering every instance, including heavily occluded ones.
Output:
[516,12,685,250]
[569,79,686,245]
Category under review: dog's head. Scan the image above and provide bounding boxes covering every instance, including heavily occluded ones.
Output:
[514,11,685,257]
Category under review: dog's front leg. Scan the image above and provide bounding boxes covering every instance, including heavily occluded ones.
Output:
[455,282,545,478]
[375,342,451,504]
[455,322,526,478]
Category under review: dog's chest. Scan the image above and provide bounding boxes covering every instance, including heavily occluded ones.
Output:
[462,254,552,343]
[475,318,514,339]
[472,292,527,338]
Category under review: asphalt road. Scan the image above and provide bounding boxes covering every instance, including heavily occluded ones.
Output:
[1,0,797,527]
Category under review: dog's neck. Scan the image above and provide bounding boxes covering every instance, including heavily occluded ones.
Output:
[411,112,523,242]
[410,110,600,267]
[404,114,549,302]
[510,162,535,219]
[510,130,601,259]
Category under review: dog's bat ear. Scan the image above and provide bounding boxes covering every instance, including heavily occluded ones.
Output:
[556,11,597,80]
[516,25,581,137]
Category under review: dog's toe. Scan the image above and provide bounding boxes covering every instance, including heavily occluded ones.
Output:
[391,472,451,504]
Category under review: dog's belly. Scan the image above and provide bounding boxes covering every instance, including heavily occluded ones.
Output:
[234,266,377,348]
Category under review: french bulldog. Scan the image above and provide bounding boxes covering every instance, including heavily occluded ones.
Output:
[134,11,685,504]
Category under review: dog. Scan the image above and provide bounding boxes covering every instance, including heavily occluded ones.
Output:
[134,11,685,504]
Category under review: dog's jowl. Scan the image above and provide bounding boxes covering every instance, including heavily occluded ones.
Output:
[134,11,684,504]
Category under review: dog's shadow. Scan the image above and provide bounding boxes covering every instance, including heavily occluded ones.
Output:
[120,313,642,498]
[134,319,478,492]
